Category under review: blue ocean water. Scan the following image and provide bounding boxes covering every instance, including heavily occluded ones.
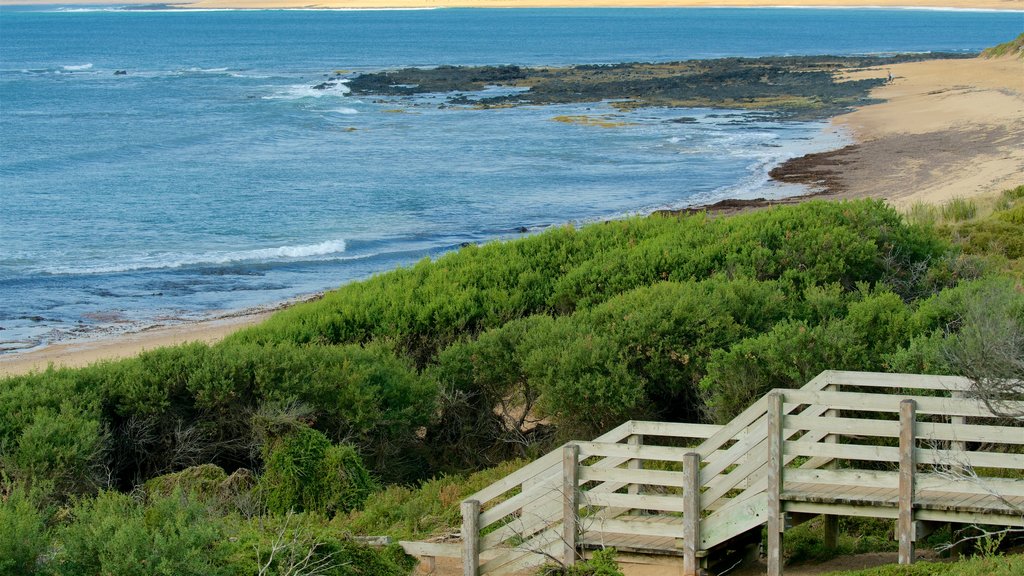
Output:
[1,8,1021,351]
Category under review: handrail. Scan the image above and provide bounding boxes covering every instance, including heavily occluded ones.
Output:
[458,370,1017,576]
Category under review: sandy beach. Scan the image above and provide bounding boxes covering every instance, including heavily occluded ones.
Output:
[2,51,1021,378]
[772,54,1024,208]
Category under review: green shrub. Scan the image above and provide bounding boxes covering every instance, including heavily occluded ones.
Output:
[824,553,1024,576]
[258,426,377,516]
[49,490,226,576]
[5,404,106,498]
[337,460,522,541]
[785,516,895,565]
[538,548,624,576]
[0,483,47,576]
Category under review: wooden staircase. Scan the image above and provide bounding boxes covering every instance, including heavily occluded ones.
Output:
[400,371,1024,575]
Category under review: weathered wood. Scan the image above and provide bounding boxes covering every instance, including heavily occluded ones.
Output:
[700,487,771,549]
[784,501,900,519]
[767,393,784,576]
[783,389,1022,419]
[786,441,899,463]
[563,444,580,567]
[579,466,689,488]
[628,421,722,439]
[627,434,644,499]
[577,440,701,463]
[811,371,971,392]
[587,517,685,539]
[462,499,480,576]
[899,399,917,565]
[785,467,899,490]
[584,491,687,513]
[682,452,701,576]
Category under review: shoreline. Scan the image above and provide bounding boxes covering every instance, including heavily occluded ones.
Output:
[2,54,1020,377]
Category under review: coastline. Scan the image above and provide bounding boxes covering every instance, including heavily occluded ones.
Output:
[2,53,1021,378]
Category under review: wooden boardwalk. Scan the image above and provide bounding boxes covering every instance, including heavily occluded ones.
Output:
[401,371,1024,575]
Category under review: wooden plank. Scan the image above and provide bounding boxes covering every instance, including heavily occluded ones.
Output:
[784,501,899,519]
[576,441,696,463]
[478,473,561,529]
[918,447,1024,470]
[786,441,899,463]
[629,421,722,439]
[784,389,1022,419]
[700,414,768,482]
[899,399,916,565]
[694,395,770,459]
[579,466,688,488]
[784,415,899,438]
[785,468,900,490]
[587,517,684,539]
[917,474,1024,498]
[584,491,687,513]
[767,393,784,576]
[809,371,970,392]
[700,491,770,549]
[564,444,579,567]
[915,508,1024,528]
[468,420,634,506]
[462,499,481,576]
[479,527,562,576]
[682,452,701,576]
[915,421,1024,445]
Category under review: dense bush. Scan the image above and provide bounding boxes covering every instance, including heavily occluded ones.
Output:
[2,199,1010,487]
[258,426,377,516]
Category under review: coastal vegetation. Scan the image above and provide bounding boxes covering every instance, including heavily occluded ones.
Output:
[2,193,1023,574]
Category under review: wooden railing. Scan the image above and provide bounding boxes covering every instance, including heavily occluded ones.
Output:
[444,371,1024,576]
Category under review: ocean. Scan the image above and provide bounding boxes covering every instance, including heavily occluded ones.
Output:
[1,7,1021,352]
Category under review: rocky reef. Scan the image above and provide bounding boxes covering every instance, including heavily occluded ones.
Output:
[345,54,969,120]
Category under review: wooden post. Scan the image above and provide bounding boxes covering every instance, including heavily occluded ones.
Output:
[899,399,917,565]
[824,383,839,550]
[767,392,784,576]
[563,444,580,567]
[627,434,644,498]
[461,499,480,576]
[682,452,702,576]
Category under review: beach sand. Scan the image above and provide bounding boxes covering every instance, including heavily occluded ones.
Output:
[0,312,275,377]
[2,53,1021,377]
[772,55,1024,208]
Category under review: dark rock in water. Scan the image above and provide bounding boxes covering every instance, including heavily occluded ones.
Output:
[459,242,474,248]
[312,82,336,90]
[114,70,127,75]
[516,226,529,233]
[669,117,697,124]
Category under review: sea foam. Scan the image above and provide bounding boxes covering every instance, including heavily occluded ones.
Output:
[62,63,93,71]
[42,239,348,275]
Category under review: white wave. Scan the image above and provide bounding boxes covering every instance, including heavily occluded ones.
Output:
[264,79,351,101]
[330,107,360,115]
[43,239,348,275]
[62,63,93,71]
[183,67,229,73]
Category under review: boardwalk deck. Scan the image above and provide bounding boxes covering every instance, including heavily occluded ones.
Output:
[401,371,1024,576]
